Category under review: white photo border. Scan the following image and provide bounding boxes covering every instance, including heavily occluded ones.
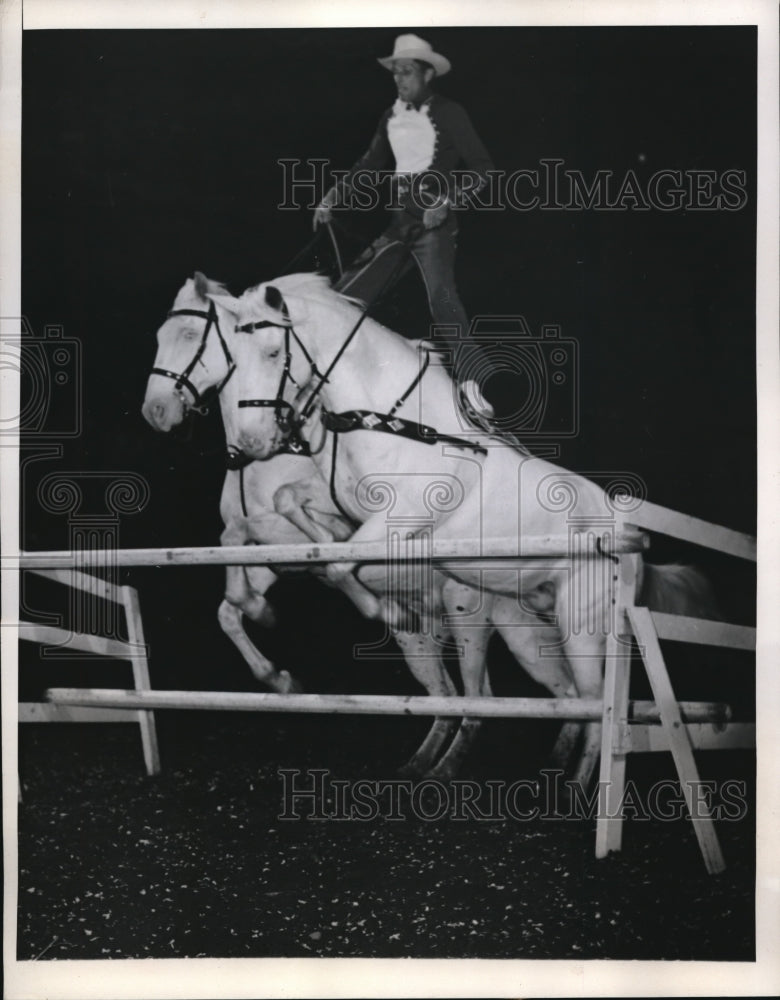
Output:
[2,1,778,997]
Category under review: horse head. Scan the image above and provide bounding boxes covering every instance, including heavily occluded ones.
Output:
[228,281,318,461]
[142,272,236,432]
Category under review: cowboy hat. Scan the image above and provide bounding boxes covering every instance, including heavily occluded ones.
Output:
[377,34,451,77]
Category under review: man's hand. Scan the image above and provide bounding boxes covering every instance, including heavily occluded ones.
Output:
[422,200,449,230]
[313,203,333,231]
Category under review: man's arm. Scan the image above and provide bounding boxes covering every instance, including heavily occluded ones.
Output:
[314,110,393,228]
[417,101,494,229]
[439,100,494,207]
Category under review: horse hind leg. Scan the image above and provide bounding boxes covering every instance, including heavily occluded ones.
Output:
[491,596,581,774]
[559,635,606,791]
[393,629,460,778]
[426,581,494,781]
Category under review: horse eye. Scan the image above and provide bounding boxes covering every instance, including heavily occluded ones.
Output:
[268,348,281,359]
[182,329,197,341]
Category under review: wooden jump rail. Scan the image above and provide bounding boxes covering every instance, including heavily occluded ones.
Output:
[43,689,732,723]
[13,530,648,570]
[627,499,756,562]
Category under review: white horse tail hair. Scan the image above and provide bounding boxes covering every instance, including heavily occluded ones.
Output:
[637,562,721,621]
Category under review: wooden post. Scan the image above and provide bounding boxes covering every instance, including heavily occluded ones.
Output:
[596,551,639,858]
[628,606,726,875]
[121,585,161,777]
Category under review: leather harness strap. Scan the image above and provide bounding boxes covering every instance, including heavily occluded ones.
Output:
[321,409,488,456]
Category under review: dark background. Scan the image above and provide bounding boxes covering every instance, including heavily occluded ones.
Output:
[20,26,756,694]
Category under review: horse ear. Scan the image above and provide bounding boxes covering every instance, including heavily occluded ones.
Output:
[264,285,283,311]
[193,272,210,299]
[208,292,241,315]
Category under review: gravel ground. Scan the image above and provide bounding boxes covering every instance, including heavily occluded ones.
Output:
[16,714,755,961]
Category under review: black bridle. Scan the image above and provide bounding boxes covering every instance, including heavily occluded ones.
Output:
[151,300,235,414]
[235,297,326,453]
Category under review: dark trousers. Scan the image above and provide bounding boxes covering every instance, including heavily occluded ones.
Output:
[334,211,488,384]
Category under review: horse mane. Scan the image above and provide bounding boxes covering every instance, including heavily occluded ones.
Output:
[268,272,333,296]
[265,272,367,311]
[279,278,452,358]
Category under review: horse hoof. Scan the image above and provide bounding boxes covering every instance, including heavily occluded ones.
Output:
[278,670,303,694]
[397,761,426,780]
[425,764,458,782]
[258,605,277,629]
[244,601,277,628]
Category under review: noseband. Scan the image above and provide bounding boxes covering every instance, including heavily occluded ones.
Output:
[151,299,235,414]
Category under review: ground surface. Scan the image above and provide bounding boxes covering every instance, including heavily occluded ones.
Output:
[17,714,755,961]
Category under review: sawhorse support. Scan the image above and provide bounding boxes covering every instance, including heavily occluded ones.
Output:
[596,553,755,875]
[19,570,160,784]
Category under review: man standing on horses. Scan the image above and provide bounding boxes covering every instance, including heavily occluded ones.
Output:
[313,33,496,426]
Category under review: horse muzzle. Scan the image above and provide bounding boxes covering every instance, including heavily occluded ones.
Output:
[141,391,186,432]
[237,429,281,461]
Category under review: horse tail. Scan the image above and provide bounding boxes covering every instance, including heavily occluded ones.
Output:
[637,562,721,621]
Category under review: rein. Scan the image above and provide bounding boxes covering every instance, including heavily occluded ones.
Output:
[299,224,422,423]
[279,220,341,278]
[151,300,235,415]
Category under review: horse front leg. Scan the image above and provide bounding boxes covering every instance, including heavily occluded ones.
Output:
[217,596,300,693]
[222,520,278,627]
[219,522,300,693]
[274,483,386,621]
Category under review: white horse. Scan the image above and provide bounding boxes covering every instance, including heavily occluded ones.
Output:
[142,275,334,692]
[219,273,718,787]
[142,275,575,777]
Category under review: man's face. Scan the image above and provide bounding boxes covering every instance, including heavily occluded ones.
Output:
[392,59,433,104]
